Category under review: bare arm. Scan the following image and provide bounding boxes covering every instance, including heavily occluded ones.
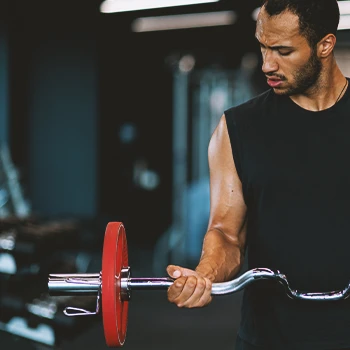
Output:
[195,114,247,282]
[167,114,247,307]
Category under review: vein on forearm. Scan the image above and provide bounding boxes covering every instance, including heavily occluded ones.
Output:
[196,227,245,283]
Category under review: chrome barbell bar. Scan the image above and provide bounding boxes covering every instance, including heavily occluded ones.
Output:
[48,267,350,317]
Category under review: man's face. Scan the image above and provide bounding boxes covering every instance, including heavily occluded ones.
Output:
[255,7,322,96]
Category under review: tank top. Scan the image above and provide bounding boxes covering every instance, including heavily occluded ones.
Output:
[224,78,350,350]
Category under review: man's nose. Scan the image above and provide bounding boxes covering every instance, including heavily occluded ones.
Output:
[262,51,278,74]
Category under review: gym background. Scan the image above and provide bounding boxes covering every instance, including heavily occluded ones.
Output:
[0,0,349,349]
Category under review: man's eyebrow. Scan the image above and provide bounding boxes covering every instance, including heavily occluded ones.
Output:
[255,36,294,50]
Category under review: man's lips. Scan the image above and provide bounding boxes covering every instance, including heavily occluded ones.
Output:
[267,78,283,87]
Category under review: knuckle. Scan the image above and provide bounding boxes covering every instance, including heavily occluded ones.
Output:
[193,299,203,307]
[174,277,185,288]
[181,301,194,309]
[197,279,206,289]
[167,296,175,303]
[171,296,183,307]
[167,292,175,303]
[205,279,212,290]
[187,275,197,283]
[198,299,210,308]
[187,276,197,287]
[167,285,182,300]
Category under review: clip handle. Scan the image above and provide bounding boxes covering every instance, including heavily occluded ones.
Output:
[63,290,101,317]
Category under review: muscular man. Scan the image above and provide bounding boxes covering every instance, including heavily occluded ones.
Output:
[167,0,350,349]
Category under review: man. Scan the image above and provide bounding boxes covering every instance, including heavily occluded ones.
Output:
[166,0,350,349]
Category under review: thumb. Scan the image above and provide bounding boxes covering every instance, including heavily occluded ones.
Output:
[166,265,198,279]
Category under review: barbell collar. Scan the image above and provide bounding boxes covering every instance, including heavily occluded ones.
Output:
[48,273,101,295]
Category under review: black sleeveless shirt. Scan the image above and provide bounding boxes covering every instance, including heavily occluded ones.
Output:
[225,79,350,350]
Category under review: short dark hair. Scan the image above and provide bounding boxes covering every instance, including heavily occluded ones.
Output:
[261,0,340,47]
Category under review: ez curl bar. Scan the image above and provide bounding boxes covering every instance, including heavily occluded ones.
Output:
[48,222,350,347]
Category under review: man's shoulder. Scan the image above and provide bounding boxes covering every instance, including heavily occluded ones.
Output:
[224,89,274,122]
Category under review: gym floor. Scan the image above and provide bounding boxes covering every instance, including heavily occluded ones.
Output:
[0,244,244,350]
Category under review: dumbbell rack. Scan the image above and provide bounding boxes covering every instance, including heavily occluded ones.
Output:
[0,217,95,348]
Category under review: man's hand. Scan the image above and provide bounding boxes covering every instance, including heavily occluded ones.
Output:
[166,265,213,308]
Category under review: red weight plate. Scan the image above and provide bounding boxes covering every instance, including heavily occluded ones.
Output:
[102,222,129,347]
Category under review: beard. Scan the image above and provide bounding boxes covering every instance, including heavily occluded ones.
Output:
[272,48,322,96]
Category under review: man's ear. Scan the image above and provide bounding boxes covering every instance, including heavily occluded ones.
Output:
[317,34,336,58]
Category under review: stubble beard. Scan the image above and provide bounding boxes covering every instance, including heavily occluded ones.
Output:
[274,48,322,97]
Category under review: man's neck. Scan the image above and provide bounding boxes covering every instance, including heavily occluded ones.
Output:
[289,64,347,112]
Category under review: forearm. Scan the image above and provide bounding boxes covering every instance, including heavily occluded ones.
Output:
[195,228,245,283]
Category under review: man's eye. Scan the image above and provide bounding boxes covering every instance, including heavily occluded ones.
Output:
[279,51,292,56]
